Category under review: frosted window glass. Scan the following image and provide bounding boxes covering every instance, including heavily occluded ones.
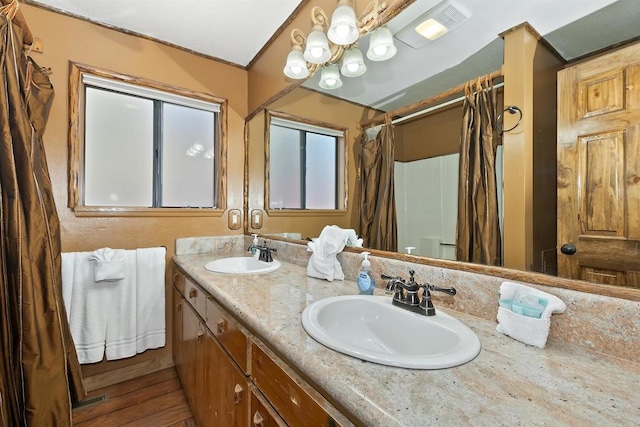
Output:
[84,87,154,206]
[162,104,215,207]
[269,126,301,209]
[306,133,336,209]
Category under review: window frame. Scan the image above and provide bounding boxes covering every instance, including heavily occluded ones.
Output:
[68,62,227,217]
[265,110,348,216]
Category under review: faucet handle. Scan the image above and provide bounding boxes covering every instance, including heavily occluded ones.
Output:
[428,285,456,296]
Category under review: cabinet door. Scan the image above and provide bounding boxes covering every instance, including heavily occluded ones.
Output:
[181,303,199,415]
[250,387,287,427]
[204,330,249,427]
[172,287,184,380]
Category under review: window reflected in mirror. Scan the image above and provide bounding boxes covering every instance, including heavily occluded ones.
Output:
[266,111,346,211]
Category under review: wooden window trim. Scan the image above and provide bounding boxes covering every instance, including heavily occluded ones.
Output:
[68,61,228,217]
[264,110,348,214]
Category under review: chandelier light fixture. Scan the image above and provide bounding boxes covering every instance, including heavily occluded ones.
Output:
[283,0,396,90]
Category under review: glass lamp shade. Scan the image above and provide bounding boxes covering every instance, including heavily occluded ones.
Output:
[366,26,397,61]
[304,25,332,64]
[319,65,343,90]
[283,46,309,79]
[327,1,359,45]
[340,47,366,77]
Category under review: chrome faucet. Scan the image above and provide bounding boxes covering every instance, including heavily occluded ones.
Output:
[381,270,456,316]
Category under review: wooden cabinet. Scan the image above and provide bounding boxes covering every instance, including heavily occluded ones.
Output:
[172,266,352,427]
[172,287,184,379]
[250,387,287,427]
[204,330,249,427]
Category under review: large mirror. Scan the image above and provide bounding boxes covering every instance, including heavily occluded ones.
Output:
[246,0,640,295]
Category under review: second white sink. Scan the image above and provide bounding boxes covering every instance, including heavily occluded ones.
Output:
[204,257,280,274]
[302,295,481,369]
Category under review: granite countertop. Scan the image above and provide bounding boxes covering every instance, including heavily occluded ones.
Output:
[174,252,640,427]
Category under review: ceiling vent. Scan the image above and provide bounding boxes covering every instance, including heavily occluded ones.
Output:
[395,0,470,49]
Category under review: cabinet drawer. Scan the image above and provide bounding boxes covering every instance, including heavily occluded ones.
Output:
[185,277,206,319]
[206,297,250,374]
[251,341,351,427]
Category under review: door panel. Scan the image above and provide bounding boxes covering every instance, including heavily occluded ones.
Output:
[558,41,640,287]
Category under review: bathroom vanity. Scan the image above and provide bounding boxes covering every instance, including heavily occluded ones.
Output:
[172,238,640,426]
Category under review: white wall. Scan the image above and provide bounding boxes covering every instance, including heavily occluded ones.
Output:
[395,147,503,260]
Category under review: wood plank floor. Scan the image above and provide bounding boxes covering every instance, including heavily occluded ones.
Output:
[73,368,195,426]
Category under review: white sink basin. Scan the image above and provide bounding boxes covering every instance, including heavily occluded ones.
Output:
[302,295,481,369]
[204,257,280,274]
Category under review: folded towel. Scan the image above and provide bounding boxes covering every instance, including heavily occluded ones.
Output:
[134,247,166,354]
[62,252,112,363]
[104,250,137,361]
[89,247,126,282]
[61,248,164,363]
[496,282,566,348]
[307,225,351,281]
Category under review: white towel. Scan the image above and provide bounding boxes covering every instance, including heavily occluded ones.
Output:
[89,247,126,282]
[104,250,137,361]
[61,252,114,363]
[496,282,566,348]
[307,225,351,281]
[61,248,165,363]
[134,247,166,353]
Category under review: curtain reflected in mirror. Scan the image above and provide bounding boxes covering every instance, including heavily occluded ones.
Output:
[456,78,502,266]
[358,117,398,252]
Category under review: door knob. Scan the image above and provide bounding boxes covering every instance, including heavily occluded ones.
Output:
[560,243,577,255]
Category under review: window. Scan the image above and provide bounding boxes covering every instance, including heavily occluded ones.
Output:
[267,112,346,211]
[69,63,226,216]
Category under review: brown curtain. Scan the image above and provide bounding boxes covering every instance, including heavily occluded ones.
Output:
[358,116,397,252]
[0,12,84,427]
[455,78,502,265]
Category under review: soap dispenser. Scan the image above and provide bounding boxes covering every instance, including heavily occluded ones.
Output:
[251,234,259,260]
[357,252,375,295]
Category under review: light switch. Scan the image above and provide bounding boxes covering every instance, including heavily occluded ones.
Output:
[228,209,241,230]
[251,209,263,229]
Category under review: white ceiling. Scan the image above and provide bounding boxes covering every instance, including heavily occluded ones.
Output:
[27,0,304,66]
[28,0,639,111]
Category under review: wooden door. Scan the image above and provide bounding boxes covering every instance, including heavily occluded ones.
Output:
[250,387,287,427]
[172,287,184,379]
[557,41,640,286]
[181,303,199,415]
[204,330,249,427]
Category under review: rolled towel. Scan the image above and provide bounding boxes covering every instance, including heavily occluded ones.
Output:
[307,225,350,281]
[496,282,566,348]
[89,247,126,282]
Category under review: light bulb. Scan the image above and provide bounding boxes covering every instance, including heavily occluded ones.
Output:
[325,78,337,87]
[346,62,359,73]
[374,45,388,56]
[335,24,350,40]
[290,65,302,74]
[311,47,324,59]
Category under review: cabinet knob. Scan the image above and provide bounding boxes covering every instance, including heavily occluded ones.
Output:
[217,319,226,334]
[252,411,264,426]
[197,330,204,342]
[175,303,182,313]
[233,384,244,405]
[189,288,197,299]
[172,273,179,285]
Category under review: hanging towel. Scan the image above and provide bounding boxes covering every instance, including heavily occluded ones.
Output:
[104,250,138,361]
[496,282,566,348]
[134,247,166,353]
[61,252,113,363]
[307,225,351,281]
[89,247,126,282]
